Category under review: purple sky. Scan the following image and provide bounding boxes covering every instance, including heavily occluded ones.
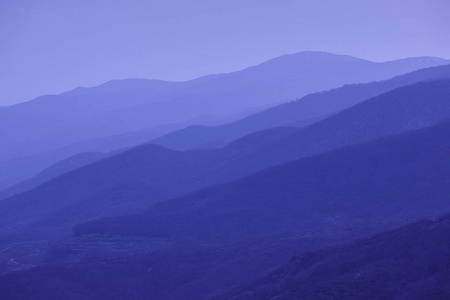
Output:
[1,0,449,105]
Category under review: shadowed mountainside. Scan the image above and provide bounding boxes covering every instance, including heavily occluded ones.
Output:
[3,64,450,200]
[75,118,450,243]
[2,80,450,237]
[0,110,251,191]
[213,215,450,300]
[0,152,111,201]
[2,117,450,300]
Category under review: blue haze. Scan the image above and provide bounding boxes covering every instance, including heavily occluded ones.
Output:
[1,1,450,299]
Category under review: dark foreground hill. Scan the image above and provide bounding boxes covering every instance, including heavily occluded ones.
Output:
[2,80,450,237]
[0,224,400,300]
[213,215,450,300]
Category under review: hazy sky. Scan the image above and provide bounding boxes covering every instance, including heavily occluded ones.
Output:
[1,0,449,105]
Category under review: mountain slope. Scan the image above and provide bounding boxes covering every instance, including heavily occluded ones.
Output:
[1,52,448,163]
[9,109,448,300]
[75,118,450,243]
[4,117,450,299]
[2,80,450,236]
[0,112,242,191]
[229,79,450,175]
[4,64,450,199]
[214,215,450,300]
[0,152,111,201]
[153,64,450,151]
[2,54,448,191]
[0,222,405,300]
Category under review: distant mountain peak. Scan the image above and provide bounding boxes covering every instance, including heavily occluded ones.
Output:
[383,56,450,70]
[287,50,367,60]
[255,51,369,69]
[66,78,175,96]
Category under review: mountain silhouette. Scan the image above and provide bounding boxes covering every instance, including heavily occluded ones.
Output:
[75,116,450,242]
[0,152,110,201]
[153,64,450,150]
[1,80,450,238]
[3,64,450,199]
[3,107,450,300]
[1,52,448,187]
[0,110,248,190]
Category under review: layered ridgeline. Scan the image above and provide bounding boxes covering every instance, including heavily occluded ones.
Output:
[0,152,111,201]
[1,80,450,237]
[1,53,448,189]
[3,52,448,160]
[3,108,450,300]
[152,64,450,150]
[3,64,450,201]
[0,103,245,190]
[75,116,450,242]
[0,111,253,192]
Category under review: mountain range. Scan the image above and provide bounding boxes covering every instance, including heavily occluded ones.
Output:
[152,63,450,151]
[2,92,450,299]
[3,64,450,202]
[0,78,450,241]
[74,114,450,242]
[1,52,448,189]
[1,52,450,299]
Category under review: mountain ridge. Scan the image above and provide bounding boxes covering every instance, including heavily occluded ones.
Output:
[2,51,448,161]
[2,80,450,238]
[152,64,450,151]
[74,117,450,243]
